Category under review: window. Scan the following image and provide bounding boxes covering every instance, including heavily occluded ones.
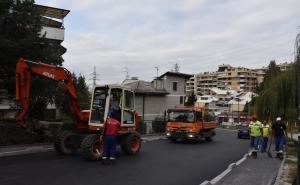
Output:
[124,91,134,109]
[123,90,134,125]
[180,96,184,104]
[173,82,177,91]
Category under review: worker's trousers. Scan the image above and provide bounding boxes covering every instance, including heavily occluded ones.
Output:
[250,136,260,151]
[103,135,117,158]
[261,137,268,152]
[274,136,284,152]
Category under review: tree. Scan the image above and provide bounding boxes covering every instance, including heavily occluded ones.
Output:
[76,74,91,110]
[185,93,197,106]
[0,0,64,119]
[55,73,91,119]
[253,59,298,123]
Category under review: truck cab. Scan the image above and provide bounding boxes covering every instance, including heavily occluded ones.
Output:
[165,106,217,142]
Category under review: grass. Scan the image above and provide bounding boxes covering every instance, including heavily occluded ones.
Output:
[282,144,298,184]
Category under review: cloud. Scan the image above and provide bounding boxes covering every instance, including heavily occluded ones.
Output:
[36,0,300,84]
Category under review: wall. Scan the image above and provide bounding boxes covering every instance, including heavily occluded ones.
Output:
[135,95,166,121]
[40,26,65,41]
[163,75,187,109]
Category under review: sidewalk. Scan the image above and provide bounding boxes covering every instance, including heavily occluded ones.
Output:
[214,151,282,185]
[0,134,165,157]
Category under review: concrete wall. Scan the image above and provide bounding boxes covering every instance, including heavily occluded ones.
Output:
[163,75,187,109]
[135,95,166,121]
[163,75,186,95]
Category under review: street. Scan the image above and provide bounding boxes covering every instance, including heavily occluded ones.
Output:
[0,129,249,185]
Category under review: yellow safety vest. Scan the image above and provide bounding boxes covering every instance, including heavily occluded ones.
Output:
[262,124,270,137]
[249,121,261,137]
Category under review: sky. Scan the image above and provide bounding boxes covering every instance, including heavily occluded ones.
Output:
[35,0,300,86]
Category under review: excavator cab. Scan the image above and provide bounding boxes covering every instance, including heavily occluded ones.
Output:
[88,85,136,131]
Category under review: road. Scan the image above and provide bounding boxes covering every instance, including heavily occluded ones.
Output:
[0,129,249,185]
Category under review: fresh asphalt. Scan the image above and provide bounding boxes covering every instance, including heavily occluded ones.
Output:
[0,129,249,185]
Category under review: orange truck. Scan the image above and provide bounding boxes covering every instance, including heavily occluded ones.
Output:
[165,106,217,142]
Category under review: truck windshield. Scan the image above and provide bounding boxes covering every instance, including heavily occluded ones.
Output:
[168,110,195,123]
[90,87,108,123]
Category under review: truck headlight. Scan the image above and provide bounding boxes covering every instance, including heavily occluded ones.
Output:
[188,134,194,138]
[166,132,171,136]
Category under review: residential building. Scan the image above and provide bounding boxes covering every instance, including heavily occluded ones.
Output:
[123,80,169,121]
[187,64,261,96]
[153,71,192,110]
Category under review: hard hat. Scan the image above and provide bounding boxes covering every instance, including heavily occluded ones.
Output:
[276,117,281,121]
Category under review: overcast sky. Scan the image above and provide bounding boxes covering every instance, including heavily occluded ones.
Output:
[36,0,300,85]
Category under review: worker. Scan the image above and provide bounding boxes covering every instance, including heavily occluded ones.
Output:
[248,115,263,158]
[261,120,271,153]
[102,112,121,164]
[271,117,287,159]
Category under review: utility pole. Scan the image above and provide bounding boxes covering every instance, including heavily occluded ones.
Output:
[92,66,97,87]
[155,66,159,88]
[296,30,300,185]
[88,66,100,89]
[237,97,240,124]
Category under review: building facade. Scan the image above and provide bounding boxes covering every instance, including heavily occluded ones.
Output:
[153,72,192,110]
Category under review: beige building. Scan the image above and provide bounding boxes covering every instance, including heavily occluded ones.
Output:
[187,64,260,96]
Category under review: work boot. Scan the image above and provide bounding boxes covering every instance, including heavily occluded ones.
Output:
[102,157,108,165]
[109,157,116,164]
[278,151,284,160]
[251,151,257,159]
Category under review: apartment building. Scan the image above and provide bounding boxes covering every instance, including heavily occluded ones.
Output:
[186,64,260,96]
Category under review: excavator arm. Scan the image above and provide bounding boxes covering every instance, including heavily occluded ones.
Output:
[15,58,89,129]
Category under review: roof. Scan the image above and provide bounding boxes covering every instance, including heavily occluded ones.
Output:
[124,80,169,95]
[158,71,193,79]
[36,4,70,19]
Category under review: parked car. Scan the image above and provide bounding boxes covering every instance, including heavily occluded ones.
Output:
[237,124,250,139]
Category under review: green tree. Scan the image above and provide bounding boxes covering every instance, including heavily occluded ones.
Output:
[0,0,64,119]
[76,74,91,110]
[55,73,91,119]
[185,93,197,106]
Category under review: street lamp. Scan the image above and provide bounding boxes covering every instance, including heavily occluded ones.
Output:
[236,97,240,124]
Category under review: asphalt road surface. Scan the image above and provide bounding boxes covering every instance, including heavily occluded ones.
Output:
[0,129,249,185]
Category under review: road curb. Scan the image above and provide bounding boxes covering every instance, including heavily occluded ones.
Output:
[0,145,54,158]
[199,153,249,185]
[273,154,286,185]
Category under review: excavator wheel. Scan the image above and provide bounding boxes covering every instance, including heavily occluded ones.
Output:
[81,134,103,161]
[54,130,78,155]
[121,133,141,155]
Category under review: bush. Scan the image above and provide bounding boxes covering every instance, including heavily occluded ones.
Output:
[0,122,53,146]
[152,120,166,133]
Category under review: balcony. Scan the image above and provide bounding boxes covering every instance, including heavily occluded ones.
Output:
[40,26,65,41]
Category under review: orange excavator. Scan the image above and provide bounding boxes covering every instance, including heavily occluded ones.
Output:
[15,58,141,160]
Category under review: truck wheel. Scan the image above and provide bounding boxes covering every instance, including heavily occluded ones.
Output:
[123,133,141,155]
[54,131,78,155]
[205,136,212,142]
[81,134,103,161]
[171,138,177,143]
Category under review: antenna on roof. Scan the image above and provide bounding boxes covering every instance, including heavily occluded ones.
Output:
[174,63,180,72]
[123,67,130,80]
[155,66,159,78]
